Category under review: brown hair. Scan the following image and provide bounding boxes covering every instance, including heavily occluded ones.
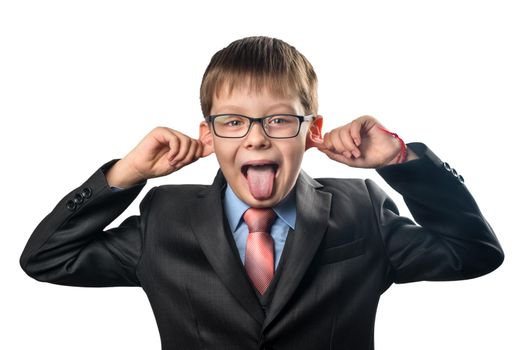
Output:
[200,36,318,117]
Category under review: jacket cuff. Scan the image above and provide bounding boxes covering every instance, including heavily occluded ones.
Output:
[376,142,467,193]
[100,159,147,192]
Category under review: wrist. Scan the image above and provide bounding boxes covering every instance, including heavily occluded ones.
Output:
[405,148,418,162]
[106,159,146,188]
[377,126,408,165]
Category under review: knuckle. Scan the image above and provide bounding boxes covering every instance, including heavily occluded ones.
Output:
[153,126,168,134]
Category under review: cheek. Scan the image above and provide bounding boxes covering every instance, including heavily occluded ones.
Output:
[213,145,225,166]
[213,142,237,167]
[281,143,306,172]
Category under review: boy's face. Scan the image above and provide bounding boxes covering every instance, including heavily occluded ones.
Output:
[200,83,322,208]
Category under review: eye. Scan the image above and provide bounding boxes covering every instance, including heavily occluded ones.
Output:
[216,115,247,128]
[268,116,294,125]
[225,119,243,127]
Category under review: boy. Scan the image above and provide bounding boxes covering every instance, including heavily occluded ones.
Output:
[20,36,503,349]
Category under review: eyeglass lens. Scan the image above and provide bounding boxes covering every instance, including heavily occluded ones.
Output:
[213,115,301,138]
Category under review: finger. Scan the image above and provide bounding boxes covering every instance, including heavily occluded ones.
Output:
[170,134,192,164]
[325,129,346,153]
[194,140,203,159]
[318,147,353,165]
[318,147,369,168]
[167,134,181,162]
[323,132,334,151]
[177,140,201,168]
[338,126,361,158]
[328,128,349,157]
[349,119,362,147]
[149,128,177,159]
[315,141,328,151]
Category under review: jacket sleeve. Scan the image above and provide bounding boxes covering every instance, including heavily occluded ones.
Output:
[19,160,152,287]
[371,143,504,284]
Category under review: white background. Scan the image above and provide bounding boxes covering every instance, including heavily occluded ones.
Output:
[1,0,515,349]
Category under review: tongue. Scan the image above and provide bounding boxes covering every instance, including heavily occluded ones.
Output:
[246,165,275,200]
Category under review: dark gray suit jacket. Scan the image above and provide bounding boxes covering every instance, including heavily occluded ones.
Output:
[20,143,503,349]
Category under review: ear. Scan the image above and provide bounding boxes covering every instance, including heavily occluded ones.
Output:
[199,121,214,157]
[305,115,324,150]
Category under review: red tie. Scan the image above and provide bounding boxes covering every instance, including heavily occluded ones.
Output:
[243,208,276,295]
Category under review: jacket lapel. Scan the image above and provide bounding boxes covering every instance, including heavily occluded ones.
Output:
[262,170,332,331]
[189,170,265,326]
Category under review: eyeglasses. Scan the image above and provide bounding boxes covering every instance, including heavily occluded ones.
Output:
[205,114,315,139]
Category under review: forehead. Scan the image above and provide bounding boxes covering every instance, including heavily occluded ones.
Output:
[211,78,302,115]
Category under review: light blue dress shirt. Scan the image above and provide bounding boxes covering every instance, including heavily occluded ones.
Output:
[223,185,296,269]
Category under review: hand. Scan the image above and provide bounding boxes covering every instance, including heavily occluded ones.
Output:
[315,115,405,168]
[107,127,213,188]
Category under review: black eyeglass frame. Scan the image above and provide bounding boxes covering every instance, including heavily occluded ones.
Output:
[205,113,315,139]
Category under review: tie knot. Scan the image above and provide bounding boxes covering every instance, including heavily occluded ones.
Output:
[243,208,276,233]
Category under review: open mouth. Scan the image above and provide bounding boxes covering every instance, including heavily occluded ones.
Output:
[241,163,279,177]
[241,163,279,200]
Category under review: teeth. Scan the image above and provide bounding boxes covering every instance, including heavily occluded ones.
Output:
[241,164,278,176]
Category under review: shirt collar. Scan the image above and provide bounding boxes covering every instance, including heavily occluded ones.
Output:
[223,185,296,231]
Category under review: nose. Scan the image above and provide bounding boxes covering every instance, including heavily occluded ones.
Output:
[243,121,270,149]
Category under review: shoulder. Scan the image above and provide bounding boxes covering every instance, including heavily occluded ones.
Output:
[304,172,391,210]
[138,183,211,212]
[298,169,381,198]
[314,176,372,195]
[150,183,210,200]
[308,175,380,209]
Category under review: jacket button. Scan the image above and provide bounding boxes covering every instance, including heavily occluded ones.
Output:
[443,162,451,171]
[66,200,76,211]
[81,187,92,199]
[451,168,458,177]
[73,193,84,205]
[458,174,465,183]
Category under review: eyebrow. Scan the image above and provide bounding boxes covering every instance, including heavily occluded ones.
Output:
[266,103,297,114]
[214,105,244,114]
[214,103,297,115]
